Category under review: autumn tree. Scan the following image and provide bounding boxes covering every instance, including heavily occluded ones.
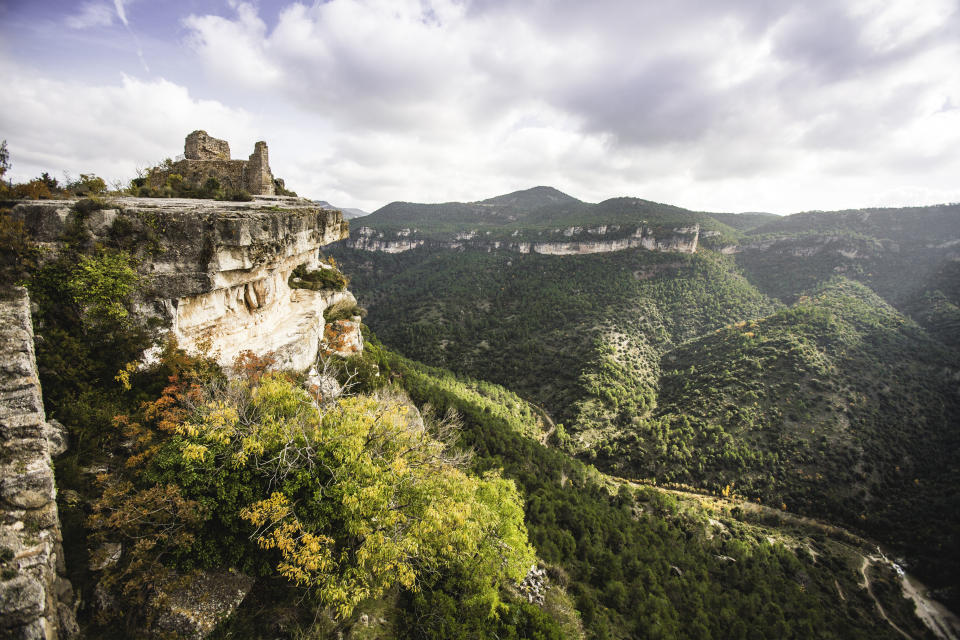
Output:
[114,370,534,624]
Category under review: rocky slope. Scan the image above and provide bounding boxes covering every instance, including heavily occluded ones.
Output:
[2,194,363,638]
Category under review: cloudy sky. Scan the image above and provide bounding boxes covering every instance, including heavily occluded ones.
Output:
[1,0,958,213]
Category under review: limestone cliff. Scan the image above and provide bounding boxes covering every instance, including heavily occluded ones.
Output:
[345,223,700,255]
[12,196,352,370]
[0,287,76,640]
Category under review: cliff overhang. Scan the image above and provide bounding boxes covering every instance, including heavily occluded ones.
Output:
[11,195,353,370]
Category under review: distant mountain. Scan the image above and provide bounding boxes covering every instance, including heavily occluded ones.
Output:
[357,186,590,231]
[707,211,779,231]
[314,200,369,219]
[343,186,747,255]
[357,186,722,233]
[478,185,581,209]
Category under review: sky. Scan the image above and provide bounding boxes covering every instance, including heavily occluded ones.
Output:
[1,0,959,214]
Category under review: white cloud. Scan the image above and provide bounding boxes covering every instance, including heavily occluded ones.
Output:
[172,0,960,212]
[0,64,254,187]
[6,0,960,213]
[66,2,115,29]
[113,0,130,27]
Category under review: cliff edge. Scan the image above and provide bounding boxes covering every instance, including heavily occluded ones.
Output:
[12,196,353,370]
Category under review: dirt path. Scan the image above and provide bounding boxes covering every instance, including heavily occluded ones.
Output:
[899,573,960,640]
[860,556,913,640]
[613,478,960,640]
[526,399,556,445]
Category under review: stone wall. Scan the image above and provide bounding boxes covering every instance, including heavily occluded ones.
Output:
[150,132,277,196]
[170,159,248,194]
[184,130,231,161]
[0,287,76,640]
[12,196,351,371]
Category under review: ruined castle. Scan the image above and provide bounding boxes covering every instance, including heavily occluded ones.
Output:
[149,130,281,196]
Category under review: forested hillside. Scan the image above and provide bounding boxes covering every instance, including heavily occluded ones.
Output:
[330,192,960,609]
[343,336,944,640]
[3,186,957,638]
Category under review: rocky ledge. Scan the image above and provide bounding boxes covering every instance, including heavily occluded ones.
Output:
[11,196,354,370]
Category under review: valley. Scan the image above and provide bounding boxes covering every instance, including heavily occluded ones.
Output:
[330,186,960,616]
[2,181,957,639]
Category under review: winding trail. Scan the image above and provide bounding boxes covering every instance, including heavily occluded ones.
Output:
[610,479,960,640]
[900,572,960,640]
[524,398,556,444]
[860,556,912,640]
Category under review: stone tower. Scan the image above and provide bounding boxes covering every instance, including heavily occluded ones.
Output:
[246,141,275,196]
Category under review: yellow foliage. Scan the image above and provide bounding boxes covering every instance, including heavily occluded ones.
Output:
[168,374,536,620]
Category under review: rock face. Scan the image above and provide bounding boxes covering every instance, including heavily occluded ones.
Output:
[151,131,277,196]
[322,318,364,357]
[345,224,700,255]
[0,287,76,640]
[12,196,351,370]
[151,571,254,640]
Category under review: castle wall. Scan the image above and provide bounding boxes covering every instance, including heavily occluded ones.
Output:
[184,131,231,161]
[149,133,277,196]
[169,159,248,194]
[245,142,275,196]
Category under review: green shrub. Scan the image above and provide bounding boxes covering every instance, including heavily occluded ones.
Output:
[323,302,366,323]
[96,369,534,628]
[289,263,348,291]
[0,212,39,285]
[67,173,107,196]
[73,197,105,215]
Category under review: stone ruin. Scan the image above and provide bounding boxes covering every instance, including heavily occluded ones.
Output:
[149,130,280,196]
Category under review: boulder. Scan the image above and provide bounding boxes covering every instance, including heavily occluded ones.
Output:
[151,570,254,639]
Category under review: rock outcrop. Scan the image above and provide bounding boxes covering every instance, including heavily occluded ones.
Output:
[345,224,700,255]
[11,196,352,370]
[0,287,76,640]
[322,318,364,357]
[151,571,254,640]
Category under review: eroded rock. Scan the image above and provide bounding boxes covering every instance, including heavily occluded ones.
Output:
[12,197,350,371]
[0,287,76,639]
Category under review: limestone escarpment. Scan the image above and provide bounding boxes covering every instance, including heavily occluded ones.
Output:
[0,287,76,640]
[345,224,700,255]
[12,196,351,370]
